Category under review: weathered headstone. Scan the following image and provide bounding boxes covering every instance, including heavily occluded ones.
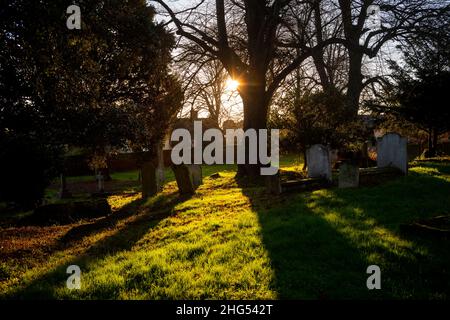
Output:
[96,172,105,193]
[339,162,360,188]
[266,171,282,195]
[172,164,202,195]
[377,133,408,174]
[306,144,332,181]
[142,143,165,198]
[142,162,164,198]
[189,164,203,188]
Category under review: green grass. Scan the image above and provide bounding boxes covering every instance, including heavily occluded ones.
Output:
[1,159,450,299]
[67,164,240,184]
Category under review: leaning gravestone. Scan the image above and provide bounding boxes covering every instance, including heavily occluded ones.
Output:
[377,133,408,174]
[142,143,165,198]
[142,162,164,198]
[339,162,360,188]
[306,144,332,181]
[266,171,282,195]
[172,164,203,195]
[189,164,203,188]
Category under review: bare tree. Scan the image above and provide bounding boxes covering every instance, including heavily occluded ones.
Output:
[153,0,448,176]
[153,0,335,176]
[177,55,241,128]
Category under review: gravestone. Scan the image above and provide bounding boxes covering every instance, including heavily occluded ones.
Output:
[377,133,408,174]
[142,142,165,198]
[266,172,282,195]
[306,144,332,181]
[96,172,105,193]
[172,164,203,195]
[142,162,164,198]
[339,162,360,188]
[59,174,72,199]
[189,164,203,188]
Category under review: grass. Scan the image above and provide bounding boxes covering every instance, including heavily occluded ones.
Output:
[0,158,449,299]
[67,164,239,184]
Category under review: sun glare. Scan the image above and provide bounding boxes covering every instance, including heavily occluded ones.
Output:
[226,78,240,91]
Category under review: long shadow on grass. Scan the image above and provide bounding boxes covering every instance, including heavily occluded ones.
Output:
[316,167,450,299]
[237,165,450,299]
[3,191,192,299]
[237,178,379,299]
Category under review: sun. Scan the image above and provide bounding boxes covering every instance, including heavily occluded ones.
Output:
[226,78,240,91]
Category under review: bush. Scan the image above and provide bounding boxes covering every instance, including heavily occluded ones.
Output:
[0,135,61,209]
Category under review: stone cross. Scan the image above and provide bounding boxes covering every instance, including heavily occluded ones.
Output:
[142,142,165,199]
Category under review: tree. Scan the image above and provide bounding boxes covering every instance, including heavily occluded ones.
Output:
[154,0,447,177]
[0,0,182,206]
[178,58,240,128]
[367,10,450,156]
[154,0,333,176]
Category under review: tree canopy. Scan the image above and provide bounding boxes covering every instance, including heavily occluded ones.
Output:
[0,0,182,206]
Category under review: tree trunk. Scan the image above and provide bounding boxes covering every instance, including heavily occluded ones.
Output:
[346,51,364,117]
[237,84,270,178]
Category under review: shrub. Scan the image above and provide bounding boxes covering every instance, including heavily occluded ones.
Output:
[0,135,61,209]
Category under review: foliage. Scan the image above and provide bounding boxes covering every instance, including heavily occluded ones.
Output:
[0,134,62,208]
[369,17,450,155]
[0,0,182,205]
[271,88,370,155]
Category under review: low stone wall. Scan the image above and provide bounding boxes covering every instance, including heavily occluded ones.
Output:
[359,167,404,186]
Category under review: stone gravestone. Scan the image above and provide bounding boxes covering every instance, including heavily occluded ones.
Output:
[186,164,201,189]
[96,172,105,193]
[172,164,203,195]
[306,144,332,181]
[339,162,360,188]
[266,171,282,195]
[142,162,164,198]
[142,143,165,198]
[377,133,408,174]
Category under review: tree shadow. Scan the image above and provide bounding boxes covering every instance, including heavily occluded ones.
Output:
[236,177,379,299]
[4,191,192,299]
[236,167,450,299]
